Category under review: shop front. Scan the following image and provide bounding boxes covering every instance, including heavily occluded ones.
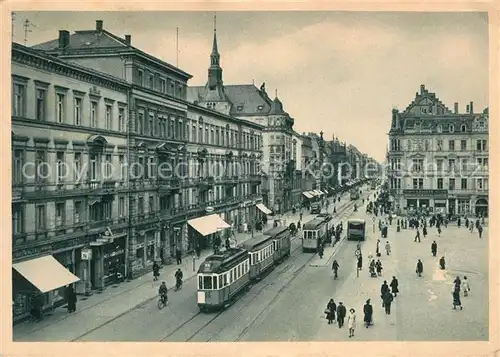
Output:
[12,255,80,322]
[188,213,231,251]
[457,198,471,216]
[102,238,126,286]
[434,199,447,214]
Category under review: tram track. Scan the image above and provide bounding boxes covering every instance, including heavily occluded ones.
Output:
[158,199,358,342]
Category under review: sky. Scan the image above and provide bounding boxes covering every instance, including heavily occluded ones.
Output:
[13,11,489,162]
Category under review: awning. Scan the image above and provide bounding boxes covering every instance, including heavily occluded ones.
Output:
[314,190,324,196]
[13,255,80,293]
[256,203,272,215]
[188,213,231,237]
[302,191,314,199]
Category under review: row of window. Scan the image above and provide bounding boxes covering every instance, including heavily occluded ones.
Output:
[389,177,489,191]
[11,149,262,185]
[12,80,127,132]
[249,243,274,265]
[411,121,486,133]
[303,225,327,240]
[198,259,250,290]
[135,67,186,100]
[393,157,489,173]
[390,138,488,152]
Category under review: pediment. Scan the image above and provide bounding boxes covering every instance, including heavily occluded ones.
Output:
[408,153,426,159]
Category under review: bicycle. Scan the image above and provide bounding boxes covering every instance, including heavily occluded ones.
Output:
[157,295,168,309]
[175,279,183,291]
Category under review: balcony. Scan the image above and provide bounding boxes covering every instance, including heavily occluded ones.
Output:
[89,180,117,196]
[12,185,24,202]
[158,178,181,194]
[197,176,215,190]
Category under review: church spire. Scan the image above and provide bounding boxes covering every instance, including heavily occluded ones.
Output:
[210,13,220,67]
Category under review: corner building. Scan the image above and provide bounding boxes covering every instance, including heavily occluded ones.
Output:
[387,85,489,217]
[12,43,131,322]
[32,20,263,278]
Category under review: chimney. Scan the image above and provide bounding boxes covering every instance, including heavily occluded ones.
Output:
[420,84,425,94]
[470,101,474,114]
[466,104,470,113]
[96,20,103,31]
[454,102,459,114]
[58,30,70,49]
[124,35,131,45]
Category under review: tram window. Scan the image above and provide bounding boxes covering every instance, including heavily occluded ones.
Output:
[273,241,276,251]
[212,276,218,290]
[224,273,228,286]
[251,254,254,265]
[203,276,213,290]
[218,275,223,288]
[238,265,241,277]
[231,269,234,282]
[198,276,203,289]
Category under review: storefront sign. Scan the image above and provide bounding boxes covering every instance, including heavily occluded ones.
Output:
[13,235,91,260]
[103,248,125,259]
[403,189,448,196]
[81,248,92,260]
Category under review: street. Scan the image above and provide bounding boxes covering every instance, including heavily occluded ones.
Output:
[14,187,487,342]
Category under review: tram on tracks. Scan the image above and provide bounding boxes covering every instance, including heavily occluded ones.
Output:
[302,217,332,252]
[263,226,291,263]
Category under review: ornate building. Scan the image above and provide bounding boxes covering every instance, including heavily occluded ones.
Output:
[12,43,131,322]
[387,85,489,216]
[30,19,263,280]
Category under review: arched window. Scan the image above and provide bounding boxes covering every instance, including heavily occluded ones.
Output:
[461,124,467,132]
[449,124,455,133]
[436,124,442,133]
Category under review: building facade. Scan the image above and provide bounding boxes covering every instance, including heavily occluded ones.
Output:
[12,43,131,321]
[387,85,489,216]
[31,20,263,279]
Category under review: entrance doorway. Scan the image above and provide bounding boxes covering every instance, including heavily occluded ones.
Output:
[475,198,488,217]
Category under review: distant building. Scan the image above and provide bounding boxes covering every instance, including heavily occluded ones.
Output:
[387,84,489,216]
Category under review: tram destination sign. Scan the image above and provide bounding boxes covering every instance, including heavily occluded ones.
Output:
[403,189,448,196]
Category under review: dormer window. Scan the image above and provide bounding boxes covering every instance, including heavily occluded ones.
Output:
[461,124,467,132]
[449,124,455,133]
[257,105,264,111]
[237,105,243,111]
[479,121,485,129]
[420,107,427,114]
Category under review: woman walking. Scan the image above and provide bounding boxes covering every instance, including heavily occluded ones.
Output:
[325,299,337,324]
[452,288,463,310]
[347,308,357,338]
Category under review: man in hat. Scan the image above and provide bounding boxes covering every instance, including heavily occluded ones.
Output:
[431,241,438,257]
[363,299,373,328]
[336,302,347,328]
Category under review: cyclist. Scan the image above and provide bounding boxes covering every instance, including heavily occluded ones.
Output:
[158,281,168,305]
[174,269,183,290]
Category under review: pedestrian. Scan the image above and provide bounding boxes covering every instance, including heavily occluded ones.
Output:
[462,276,471,297]
[457,217,461,228]
[176,247,182,265]
[357,255,363,271]
[439,256,446,270]
[423,225,428,238]
[478,224,483,238]
[376,239,381,257]
[454,276,461,291]
[452,288,463,310]
[318,244,324,259]
[332,260,339,279]
[152,261,160,281]
[416,259,423,277]
[465,218,469,228]
[414,229,421,243]
[65,285,77,313]
[325,299,336,324]
[431,241,437,257]
[363,299,373,328]
[385,241,391,255]
[380,280,389,306]
[375,259,383,276]
[336,302,347,328]
[382,291,394,314]
[347,308,357,338]
[390,276,399,297]
[469,223,474,233]
[437,226,442,236]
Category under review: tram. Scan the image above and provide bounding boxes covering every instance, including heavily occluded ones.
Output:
[302,218,332,252]
[241,234,275,281]
[350,189,360,200]
[347,218,366,241]
[263,226,291,263]
[197,248,250,312]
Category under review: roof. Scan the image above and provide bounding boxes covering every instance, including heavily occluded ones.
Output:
[12,42,130,91]
[263,226,290,237]
[348,218,366,224]
[269,97,286,115]
[197,248,248,274]
[303,218,328,230]
[31,29,192,80]
[187,84,273,116]
[241,234,273,251]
